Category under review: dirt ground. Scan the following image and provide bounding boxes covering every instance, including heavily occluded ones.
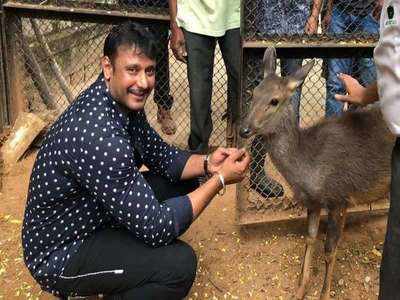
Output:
[0,149,388,300]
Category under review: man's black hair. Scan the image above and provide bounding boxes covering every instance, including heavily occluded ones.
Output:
[103,21,158,63]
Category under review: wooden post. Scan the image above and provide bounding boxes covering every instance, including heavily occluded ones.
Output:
[0,1,8,131]
[19,30,58,110]
[3,13,28,125]
[30,19,75,103]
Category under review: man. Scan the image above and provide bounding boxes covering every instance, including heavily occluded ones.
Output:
[323,0,380,117]
[119,0,177,135]
[334,1,400,298]
[22,22,250,299]
[168,0,240,155]
[250,0,322,198]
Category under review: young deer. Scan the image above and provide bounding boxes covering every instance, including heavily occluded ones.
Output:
[240,48,394,300]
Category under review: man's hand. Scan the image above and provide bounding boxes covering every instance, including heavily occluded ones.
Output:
[207,147,237,174]
[334,73,368,105]
[170,23,187,63]
[305,16,319,34]
[218,148,250,185]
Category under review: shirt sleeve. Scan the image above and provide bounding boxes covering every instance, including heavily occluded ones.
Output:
[374,0,400,136]
[73,134,193,247]
[129,111,192,181]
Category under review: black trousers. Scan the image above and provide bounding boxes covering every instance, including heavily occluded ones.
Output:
[183,28,240,153]
[55,172,199,300]
[380,138,400,300]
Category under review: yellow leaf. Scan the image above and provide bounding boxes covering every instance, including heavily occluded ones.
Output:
[10,219,22,224]
[372,248,382,257]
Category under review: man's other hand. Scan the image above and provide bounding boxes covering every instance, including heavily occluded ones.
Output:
[218,148,250,185]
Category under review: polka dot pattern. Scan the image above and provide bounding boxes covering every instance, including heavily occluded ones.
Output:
[22,74,193,295]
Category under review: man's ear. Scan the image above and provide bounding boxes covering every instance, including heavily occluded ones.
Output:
[101,56,113,81]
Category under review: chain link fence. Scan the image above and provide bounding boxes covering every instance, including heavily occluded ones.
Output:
[238,0,386,224]
[1,0,230,153]
[244,0,380,43]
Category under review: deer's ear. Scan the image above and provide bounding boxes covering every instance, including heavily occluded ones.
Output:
[263,47,277,78]
[286,60,315,91]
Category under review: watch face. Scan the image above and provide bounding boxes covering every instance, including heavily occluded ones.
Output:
[387,5,395,19]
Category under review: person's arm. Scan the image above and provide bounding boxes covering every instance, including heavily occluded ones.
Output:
[334,73,379,105]
[322,0,334,31]
[187,149,250,220]
[305,0,323,34]
[168,0,187,62]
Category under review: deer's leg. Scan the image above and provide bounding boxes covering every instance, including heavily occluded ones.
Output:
[320,206,347,300]
[295,207,321,299]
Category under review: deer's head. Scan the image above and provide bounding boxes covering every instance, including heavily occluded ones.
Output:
[239,47,314,138]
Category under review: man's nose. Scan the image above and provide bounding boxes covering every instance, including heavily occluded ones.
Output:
[137,71,149,89]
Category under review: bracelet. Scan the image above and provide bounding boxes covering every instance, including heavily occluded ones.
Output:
[216,172,226,196]
[203,154,212,178]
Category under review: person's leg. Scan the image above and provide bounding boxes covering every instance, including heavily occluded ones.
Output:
[379,138,400,300]
[281,58,303,124]
[55,228,197,300]
[184,30,216,154]
[152,23,176,135]
[54,173,198,299]
[356,14,379,88]
[325,7,353,117]
[217,28,240,145]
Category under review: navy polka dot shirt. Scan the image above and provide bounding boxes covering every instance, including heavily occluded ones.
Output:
[22,74,193,294]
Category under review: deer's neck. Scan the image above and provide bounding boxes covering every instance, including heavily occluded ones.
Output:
[264,105,303,176]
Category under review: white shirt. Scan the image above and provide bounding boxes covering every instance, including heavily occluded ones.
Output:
[176,0,240,37]
[375,0,400,136]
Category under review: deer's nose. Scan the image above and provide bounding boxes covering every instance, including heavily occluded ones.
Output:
[239,126,253,138]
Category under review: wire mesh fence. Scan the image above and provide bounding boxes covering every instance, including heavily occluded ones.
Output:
[243,0,380,44]
[2,8,229,152]
[7,0,170,15]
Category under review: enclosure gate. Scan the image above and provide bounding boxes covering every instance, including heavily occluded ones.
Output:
[0,0,232,152]
[236,0,389,225]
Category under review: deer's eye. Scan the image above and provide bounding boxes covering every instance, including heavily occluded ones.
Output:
[270,99,279,106]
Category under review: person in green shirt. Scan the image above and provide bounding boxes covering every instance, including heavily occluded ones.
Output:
[169,0,287,198]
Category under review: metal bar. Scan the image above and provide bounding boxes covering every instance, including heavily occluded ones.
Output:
[3,2,170,23]
[243,40,377,49]
[237,202,389,226]
[243,46,374,60]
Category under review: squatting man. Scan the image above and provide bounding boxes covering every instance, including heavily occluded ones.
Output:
[21,21,250,300]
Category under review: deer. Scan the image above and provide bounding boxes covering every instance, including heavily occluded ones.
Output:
[239,47,394,300]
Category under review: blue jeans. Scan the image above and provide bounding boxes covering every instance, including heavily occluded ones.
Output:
[325,7,379,117]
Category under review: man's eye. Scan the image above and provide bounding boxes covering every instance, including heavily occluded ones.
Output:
[127,68,138,74]
[146,68,155,76]
[270,99,279,106]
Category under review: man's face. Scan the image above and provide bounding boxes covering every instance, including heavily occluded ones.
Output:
[102,46,156,111]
